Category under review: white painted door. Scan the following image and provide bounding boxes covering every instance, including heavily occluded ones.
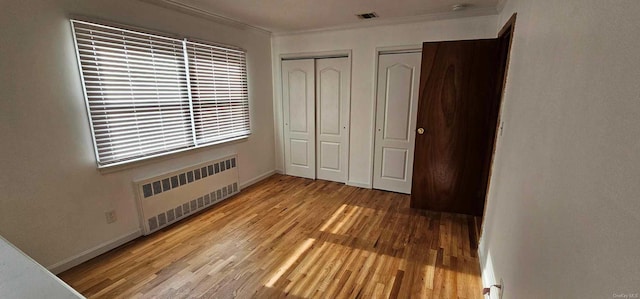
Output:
[282,59,316,179]
[372,52,421,194]
[315,57,350,183]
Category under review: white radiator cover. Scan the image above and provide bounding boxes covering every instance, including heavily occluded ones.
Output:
[134,155,240,235]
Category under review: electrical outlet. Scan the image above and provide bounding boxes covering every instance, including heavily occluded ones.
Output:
[499,278,505,299]
[499,121,505,136]
[105,210,117,224]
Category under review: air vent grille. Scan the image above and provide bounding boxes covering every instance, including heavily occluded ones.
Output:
[357,12,378,19]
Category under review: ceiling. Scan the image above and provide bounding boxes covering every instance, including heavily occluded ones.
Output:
[146,0,500,33]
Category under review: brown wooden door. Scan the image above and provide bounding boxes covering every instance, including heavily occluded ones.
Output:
[410,39,502,216]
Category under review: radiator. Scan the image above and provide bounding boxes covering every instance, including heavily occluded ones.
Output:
[134,155,240,235]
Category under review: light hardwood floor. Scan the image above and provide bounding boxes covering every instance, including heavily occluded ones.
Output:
[59,174,483,298]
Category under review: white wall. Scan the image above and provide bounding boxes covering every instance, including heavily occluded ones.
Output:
[0,0,274,272]
[0,236,83,298]
[480,0,640,297]
[272,15,498,187]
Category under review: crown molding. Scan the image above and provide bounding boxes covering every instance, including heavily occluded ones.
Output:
[141,0,499,38]
[140,0,272,36]
[272,6,498,37]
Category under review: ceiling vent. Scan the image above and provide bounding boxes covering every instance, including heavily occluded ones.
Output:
[356,12,378,19]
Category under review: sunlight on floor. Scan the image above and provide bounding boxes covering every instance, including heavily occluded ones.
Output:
[264,204,391,296]
[265,238,315,288]
[329,204,362,234]
[423,249,438,290]
[324,204,378,235]
[319,204,346,231]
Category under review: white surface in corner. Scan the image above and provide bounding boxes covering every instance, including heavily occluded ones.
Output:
[0,236,84,299]
[479,0,640,297]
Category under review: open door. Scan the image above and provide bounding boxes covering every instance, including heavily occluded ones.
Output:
[410,39,503,215]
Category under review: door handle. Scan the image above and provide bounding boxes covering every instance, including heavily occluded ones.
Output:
[417,128,425,135]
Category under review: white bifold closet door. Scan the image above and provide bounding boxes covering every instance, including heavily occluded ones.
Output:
[282,57,350,182]
[315,57,350,183]
[282,59,316,179]
[372,52,421,194]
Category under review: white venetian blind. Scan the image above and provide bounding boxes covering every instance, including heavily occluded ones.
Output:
[186,40,250,146]
[71,19,251,168]
[72,20,194,167]
[72,21,193,166]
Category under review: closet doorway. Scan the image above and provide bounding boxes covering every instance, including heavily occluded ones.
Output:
[281,56,351,183]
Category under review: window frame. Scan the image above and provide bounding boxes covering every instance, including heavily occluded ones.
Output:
[70,18,251,169]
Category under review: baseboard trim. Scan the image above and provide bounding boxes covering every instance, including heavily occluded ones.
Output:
[47,229,142,274]
[478,246,497,296]
[240,169,277,189]
[347,180,372,189]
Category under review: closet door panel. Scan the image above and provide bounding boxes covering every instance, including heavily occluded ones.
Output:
[282,59,316,179]
[316,57,350,183]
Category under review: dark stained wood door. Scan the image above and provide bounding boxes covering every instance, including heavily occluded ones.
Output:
[410,40,502,216]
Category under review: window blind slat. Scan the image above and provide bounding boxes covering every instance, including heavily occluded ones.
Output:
[92,116,191,130]
[98,140,191,159]
[81,66,186,77]
[196,131,251,144]
[78,49,185,65]
[87,103,190,110]
[94,123,191,138]
[195,120,251,131]
[86,83,185,89]
[92,109,189,119]
[74,34,184,53]
[81,70,187,81]
[79,59,186,74]
[86,93,189,99]
[94,132,192,147]
[89,106,190,114]
[81,74,187,82]
[77,44,185,62]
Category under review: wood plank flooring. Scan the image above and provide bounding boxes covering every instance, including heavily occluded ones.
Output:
[59,174,483,298]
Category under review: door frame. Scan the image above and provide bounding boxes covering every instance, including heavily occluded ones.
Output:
[478,13,517,240]
[369,45,422,189]
[278,50,353,182]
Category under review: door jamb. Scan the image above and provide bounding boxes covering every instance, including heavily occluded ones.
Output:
[478,13,517,240]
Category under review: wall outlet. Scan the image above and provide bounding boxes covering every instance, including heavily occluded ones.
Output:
[499,278,505,299]
[499,121,505,136]
[105,210,117,224]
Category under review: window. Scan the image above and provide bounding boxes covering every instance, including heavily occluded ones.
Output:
[71,20,250,168]
[186,41,250,145]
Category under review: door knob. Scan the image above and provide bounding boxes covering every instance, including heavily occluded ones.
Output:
[417,128,425,135]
